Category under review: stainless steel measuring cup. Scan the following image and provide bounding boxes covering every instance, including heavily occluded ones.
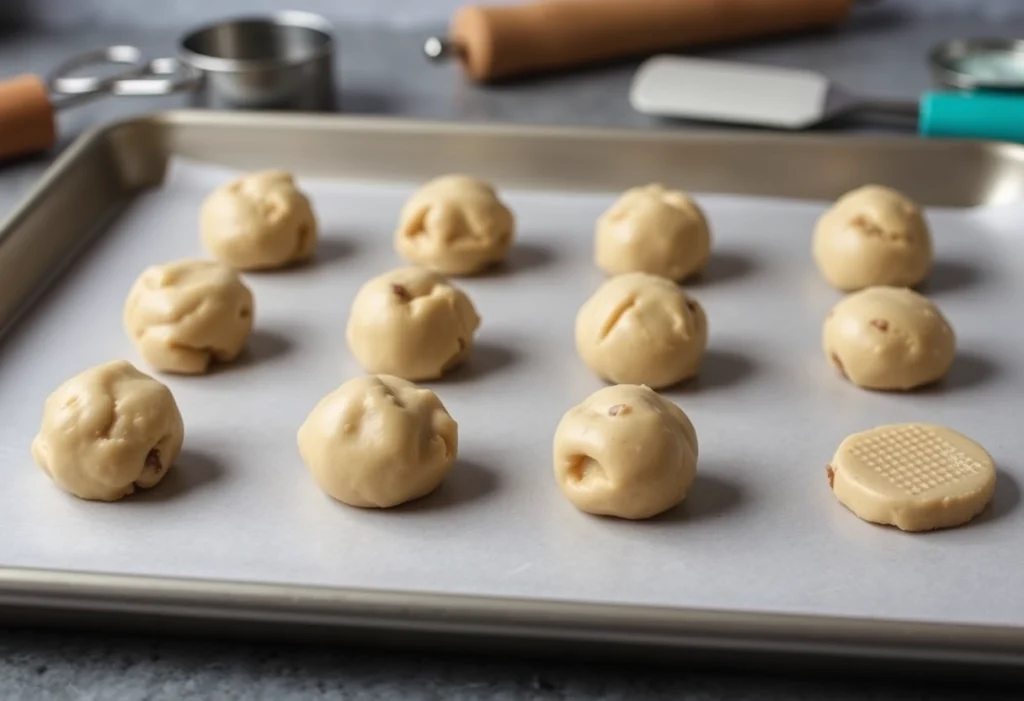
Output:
[0,11,336,161]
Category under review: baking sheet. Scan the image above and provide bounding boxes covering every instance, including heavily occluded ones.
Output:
[0,158,1022,629]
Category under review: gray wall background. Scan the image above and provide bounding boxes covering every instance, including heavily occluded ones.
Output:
[4,0,1024,29]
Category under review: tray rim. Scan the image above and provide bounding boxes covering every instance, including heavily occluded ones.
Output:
[1,565,1023,667]
[3,110,1024,667]
[7,109,1024,240]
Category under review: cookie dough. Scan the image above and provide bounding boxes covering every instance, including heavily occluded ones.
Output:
[553,384,698,519]
[297,375,458,508]
[595,183,711,282]
[201,170,318,270]
[30,360,184,502]
[124,259,254,374]
[395,175,515,276]
[824,286,955,390]
[575,272,707,389]
[813,184,932,291]
[827,423,996,531]
[346,267,481,381]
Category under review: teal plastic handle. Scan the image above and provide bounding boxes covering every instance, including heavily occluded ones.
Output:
[919,90,1024,142]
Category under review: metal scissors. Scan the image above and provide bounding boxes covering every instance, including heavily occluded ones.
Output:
[45,45,199,109]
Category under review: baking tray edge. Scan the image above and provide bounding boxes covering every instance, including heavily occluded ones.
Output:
[2,111,1024,668]
[1,566,1023,671]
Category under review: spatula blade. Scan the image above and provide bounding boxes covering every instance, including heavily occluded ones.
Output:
[630,55,831,130]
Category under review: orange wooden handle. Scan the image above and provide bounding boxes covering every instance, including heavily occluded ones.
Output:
[0,75,57,160]
[452,0,854,82]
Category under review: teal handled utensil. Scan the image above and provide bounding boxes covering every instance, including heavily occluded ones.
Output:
[630,38,1024,142]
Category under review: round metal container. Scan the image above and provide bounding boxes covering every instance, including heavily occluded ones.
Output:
[179,11,336,111]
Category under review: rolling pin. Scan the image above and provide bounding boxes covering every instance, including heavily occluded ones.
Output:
[425,0,856,83]
[0,75,58,161]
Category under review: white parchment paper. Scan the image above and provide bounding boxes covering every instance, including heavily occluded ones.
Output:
[1,160,1021,626]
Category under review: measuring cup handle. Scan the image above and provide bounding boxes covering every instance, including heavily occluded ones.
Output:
[919,90,1024,143]
[0,75,57,161]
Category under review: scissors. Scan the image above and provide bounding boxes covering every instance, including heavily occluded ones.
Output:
[0,12,335,161]
[45,45,199,107]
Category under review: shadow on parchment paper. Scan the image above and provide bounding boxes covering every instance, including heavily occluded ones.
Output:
[392,460,500,514]
[311,237,358,267]
[920,259,984,296]
[917,350,1000,394]
[690,249,757,287]
[434,341,519,384]
[973,471,1021,528]
[652,474,746,524]
[241,329,294,364]
[485,241,558,277]
[203,329,293,375]
[131,450,228,503]
[243,237,356,275]
[675,348,757,393]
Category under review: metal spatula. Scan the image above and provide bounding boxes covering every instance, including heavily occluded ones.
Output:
[630,55,1024,142]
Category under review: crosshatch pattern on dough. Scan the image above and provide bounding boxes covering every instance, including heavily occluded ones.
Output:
[848,425,984,497]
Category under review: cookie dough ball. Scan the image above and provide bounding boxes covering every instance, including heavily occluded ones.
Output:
[824,286,955,391]
[553,384,698,519]
[201,170,317,270]
[395,175,515,276]
[124,259,254,375]
[595,183,710,282]
[30,360,184,502]
[827,423,996,531]
[575,272,707,389]
[297,375,458,508]
[813,185,932,291]
[346,267,481,381]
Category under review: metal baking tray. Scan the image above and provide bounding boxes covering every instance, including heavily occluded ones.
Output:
[2,111,1024,669]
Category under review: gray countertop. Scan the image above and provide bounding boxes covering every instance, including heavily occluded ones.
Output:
[1,627,1019,701]
[4,9,1024,700]
[4,9,1024,213]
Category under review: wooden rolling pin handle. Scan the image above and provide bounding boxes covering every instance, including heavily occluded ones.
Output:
[0,75,57,161]
[451,0,854,83]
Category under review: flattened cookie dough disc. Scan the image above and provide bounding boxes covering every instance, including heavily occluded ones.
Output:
[201,170,318,270]
[595,183,711,282]
[124,259,254,374]
[346,267,481,381]
[297,375,458,508]
[813,185,932,291]
[30,360,184,502]
[553,384,698,520]
[824,286,955,390]
[575,272,707,389]
[395,175,515,276]
[827,423,996,531]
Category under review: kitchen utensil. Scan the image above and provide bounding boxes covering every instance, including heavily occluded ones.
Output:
[0,11,335,161]
[424,0,856,83]
[630,52,1024,142]
[930,38,1024,90]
